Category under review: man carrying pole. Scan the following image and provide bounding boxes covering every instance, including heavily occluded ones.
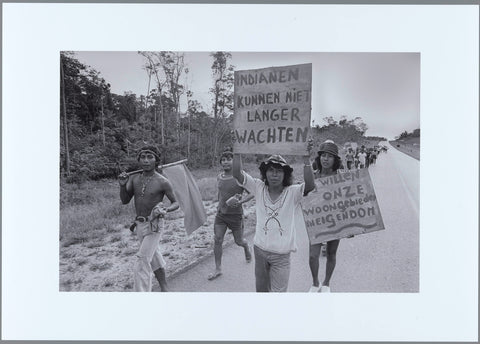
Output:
[118,145,179,292]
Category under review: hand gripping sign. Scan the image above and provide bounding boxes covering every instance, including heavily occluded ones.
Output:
[233,63,312,155]
[300,169,385,244]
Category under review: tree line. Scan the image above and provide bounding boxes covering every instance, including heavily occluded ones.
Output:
[395,128,420,140]
[60,51,235,182]
[60,51,384,183]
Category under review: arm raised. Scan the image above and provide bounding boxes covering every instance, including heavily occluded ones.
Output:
[303,139,315,195]
[232,153,244,185]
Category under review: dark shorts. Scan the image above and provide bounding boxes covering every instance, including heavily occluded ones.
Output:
[214,212,243,231]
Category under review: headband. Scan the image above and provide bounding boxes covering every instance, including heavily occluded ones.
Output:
[137,149,160,161]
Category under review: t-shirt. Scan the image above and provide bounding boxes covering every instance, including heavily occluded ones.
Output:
[217,174,245,215]
[242,171,305,254]
[357,152,367,165]
[345,152,354,162]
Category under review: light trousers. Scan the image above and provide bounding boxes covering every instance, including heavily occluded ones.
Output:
[254,245,291,292]
[133,221,166,292]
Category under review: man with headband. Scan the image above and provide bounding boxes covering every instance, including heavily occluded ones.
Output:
[118,145,179,292]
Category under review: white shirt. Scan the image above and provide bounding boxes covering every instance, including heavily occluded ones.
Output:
[242,171,305,254]
[358,152,367,165]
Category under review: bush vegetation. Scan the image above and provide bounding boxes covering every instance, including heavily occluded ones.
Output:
[61,52,386,184]
[60,51,385,254]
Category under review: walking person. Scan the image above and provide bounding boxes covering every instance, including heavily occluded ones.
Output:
[118,145,179,292]
[354,150,360,169]
[370,148,377,165]
[345,147,355,170]
[308,140,345,292]
[232,144,315,292]
[208,148,254,281]
[365,148,371,168]
[357,146,367,169]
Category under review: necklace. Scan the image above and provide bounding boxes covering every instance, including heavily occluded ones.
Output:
[262,186,288,236]
[140,173,154,197]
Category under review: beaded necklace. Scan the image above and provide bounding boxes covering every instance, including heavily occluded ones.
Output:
[140,173,154,197]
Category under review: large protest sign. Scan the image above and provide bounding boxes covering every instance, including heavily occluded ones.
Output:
[301,169,384,244]
[233,63,312,155]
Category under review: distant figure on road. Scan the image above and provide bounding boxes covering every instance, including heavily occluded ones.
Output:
[308,140,348,293]
[365,149,371,168]
[357,146,367,169]
[232,143,315,292]
[207,148,254,281]
[345,147,355,170]
[370,148,377,165]
[118,145,179,292]
[354,151,360,169]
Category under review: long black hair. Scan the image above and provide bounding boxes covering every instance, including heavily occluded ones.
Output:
[313,153,342,173]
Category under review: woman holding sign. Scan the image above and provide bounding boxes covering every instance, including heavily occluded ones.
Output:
[232,144,315,292]
[309,140,344,293]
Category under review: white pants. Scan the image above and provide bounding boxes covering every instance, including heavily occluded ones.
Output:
[133,220,166,292]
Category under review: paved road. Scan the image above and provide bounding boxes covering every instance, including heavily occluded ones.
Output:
[164,142,419,292]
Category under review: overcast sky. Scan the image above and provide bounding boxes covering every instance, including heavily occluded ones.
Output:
[73,51,419,140]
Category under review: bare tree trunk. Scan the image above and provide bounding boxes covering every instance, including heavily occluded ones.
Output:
[211,116,220,166]
[211,130,219,167]
[213,80,219,120]
[185,87,191,159]
[141,53,165,147]
[174,56,183,142]
[175,95,180,143]
[156,82,165,146]
[160,105,164,146]
[100,95,105,146]
[213,138,217,167]
[145,70,152,109]
[187,110,191,159]
[60,59,70,176]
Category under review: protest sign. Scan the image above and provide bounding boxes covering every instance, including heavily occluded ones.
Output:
[301,168,384,244]
[233,63,312,155]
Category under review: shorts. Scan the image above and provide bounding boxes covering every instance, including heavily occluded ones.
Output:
[214,212,243,231]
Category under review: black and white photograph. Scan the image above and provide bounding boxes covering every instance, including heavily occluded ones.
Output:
[59,51,420,293]
[2,3,478,342]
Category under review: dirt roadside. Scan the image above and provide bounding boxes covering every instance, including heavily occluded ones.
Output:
[60,200,256,291]
[389,140,420,160]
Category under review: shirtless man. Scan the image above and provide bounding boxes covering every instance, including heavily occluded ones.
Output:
[118,146,179,292]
